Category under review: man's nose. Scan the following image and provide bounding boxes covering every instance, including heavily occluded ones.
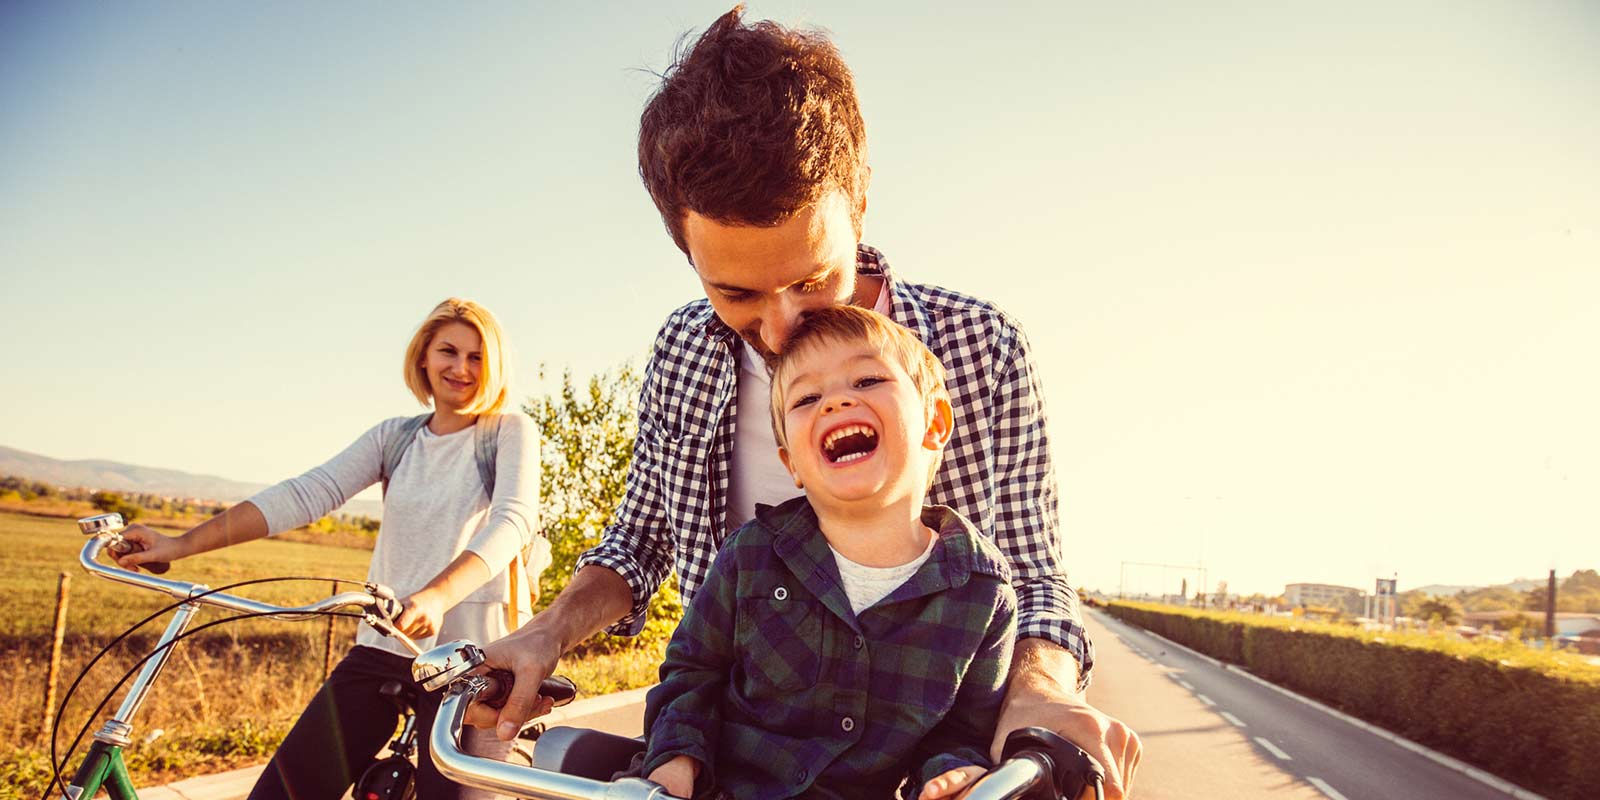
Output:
[759,296,808,355]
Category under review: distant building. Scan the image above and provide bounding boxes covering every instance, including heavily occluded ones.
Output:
[1285,583,1364,608]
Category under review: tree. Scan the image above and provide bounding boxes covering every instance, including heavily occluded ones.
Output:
[1212,580,1229,607]
[1414,596,1463,626]
[526,364,682,649]
[90,490,141,522]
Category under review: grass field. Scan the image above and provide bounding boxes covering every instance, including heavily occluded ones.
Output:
[0,510,664,798]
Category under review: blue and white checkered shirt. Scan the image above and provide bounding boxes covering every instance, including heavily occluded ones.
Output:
[577,244,1094,688]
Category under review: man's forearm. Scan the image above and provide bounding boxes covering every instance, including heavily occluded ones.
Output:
[538,565,635,653]
[1008,637,1083,701]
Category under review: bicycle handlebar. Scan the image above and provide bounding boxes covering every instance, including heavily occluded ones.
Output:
[431,677,670,800]
[421,646,1099,800]
[77,529,420,655]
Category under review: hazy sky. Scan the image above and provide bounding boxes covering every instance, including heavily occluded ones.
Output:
[3,2,1596,597]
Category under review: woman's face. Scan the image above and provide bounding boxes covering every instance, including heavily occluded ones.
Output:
[423,321,484,414]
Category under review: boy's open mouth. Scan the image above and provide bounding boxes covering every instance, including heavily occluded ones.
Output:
[821,424,878,464]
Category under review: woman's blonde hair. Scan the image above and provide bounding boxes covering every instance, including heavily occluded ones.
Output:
[403,298,511,416]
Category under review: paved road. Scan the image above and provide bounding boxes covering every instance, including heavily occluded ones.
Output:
[1084,609,1525,800]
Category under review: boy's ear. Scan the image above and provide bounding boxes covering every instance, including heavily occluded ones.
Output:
[922,393,954,451]
[777,447,804,489]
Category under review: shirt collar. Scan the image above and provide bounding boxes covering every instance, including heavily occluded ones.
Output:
[753,497,1008,621]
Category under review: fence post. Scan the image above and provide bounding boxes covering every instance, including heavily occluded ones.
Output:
[42,571,71,741]
[324,580,337,678]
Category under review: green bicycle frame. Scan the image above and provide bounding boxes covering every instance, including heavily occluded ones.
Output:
[64,740,139,800]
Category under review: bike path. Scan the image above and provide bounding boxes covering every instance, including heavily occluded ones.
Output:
[143,685,652,800]
[1087,608,1532,799]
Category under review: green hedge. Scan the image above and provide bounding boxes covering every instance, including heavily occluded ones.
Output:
[1104,602,1600,800]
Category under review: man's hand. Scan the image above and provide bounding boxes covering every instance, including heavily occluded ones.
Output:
[463,622,563,741]
[993,639,1141,799]
[645,754,701,799]
[396,588,448,639]
[916,764,985,799]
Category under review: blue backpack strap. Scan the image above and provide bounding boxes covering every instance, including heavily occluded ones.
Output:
[474,414,502,499]
[381,414,433,499]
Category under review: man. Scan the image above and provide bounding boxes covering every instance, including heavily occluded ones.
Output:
[473,7,1140,796]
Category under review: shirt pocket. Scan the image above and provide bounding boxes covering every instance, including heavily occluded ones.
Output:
[734,591,824,694]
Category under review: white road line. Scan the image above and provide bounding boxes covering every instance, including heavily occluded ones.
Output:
[1307,777,1350,800]
[1253,736,1292,761]
[1220,711,1247,728]
[1196,694,1216,706]
[1088,610,1552,800]
[1177,679,1194,690]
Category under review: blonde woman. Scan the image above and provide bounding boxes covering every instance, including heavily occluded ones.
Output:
[114,298,542,800]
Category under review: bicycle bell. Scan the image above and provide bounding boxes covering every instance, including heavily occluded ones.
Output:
[412,639,489,692]
[79,513,127,537]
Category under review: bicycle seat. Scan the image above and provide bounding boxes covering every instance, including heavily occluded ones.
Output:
[530,726,646,781]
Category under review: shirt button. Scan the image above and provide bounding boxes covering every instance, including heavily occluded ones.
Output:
[796,768,808,782]
[853,635,864,649]
[841,716,855,732]
[773,586,788,601]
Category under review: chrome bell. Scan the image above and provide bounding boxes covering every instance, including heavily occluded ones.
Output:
[411,639,488,692]
[79,513,126,536]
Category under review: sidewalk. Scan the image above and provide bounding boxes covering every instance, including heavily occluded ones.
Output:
[141,686,652,800]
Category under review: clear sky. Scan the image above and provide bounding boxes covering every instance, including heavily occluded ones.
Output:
[3,2,1596,598]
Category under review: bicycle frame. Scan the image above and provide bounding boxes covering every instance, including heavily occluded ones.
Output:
[62,740,139,800]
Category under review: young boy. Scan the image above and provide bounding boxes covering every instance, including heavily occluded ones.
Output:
[639,306,1018,799]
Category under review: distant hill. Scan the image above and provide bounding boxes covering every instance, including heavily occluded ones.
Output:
[1412,578,1550,596]
[0,445,382,519]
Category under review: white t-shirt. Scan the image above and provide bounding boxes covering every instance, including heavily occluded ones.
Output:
[829,536,937,616]
[725,281,894,532]
[248,414,541,657]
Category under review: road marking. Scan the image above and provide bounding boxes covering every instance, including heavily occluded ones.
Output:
[1307,777,1349,800]
[1177,679,1194,690]
[1089,610,1552,800]
[1254,736,1292,760]
[1196,694,1216,706]
[1220,711,1247,727]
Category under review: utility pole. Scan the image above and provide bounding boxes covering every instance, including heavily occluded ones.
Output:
[1545,569,1557,640]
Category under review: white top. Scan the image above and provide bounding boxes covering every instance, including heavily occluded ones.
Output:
[828,536,937,616]
[725,282,894,532]
[248,414,541,657]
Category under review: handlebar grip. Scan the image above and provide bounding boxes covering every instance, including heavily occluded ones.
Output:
[108,540,172,575]
[476,672,579,711]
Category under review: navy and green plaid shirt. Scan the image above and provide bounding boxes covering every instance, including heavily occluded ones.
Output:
[642,498,1017,799]
[577,244,1093,690]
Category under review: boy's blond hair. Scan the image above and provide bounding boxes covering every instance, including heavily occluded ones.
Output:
[402,298,511,416]
[769,306,949,481]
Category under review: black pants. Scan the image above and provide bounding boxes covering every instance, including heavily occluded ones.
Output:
[248,645,508,800]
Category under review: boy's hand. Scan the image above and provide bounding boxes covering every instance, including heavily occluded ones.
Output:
[917,765,985,799]
[646,754,701,799]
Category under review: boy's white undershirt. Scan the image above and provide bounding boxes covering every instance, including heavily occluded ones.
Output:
[828,536,937,616]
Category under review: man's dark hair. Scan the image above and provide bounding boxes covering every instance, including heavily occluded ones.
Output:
[638,4,869,256]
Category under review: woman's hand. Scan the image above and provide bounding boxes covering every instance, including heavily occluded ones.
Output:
[397,588,449,638]
[917,764,985,799]
[646,754,700,799]
[111,524,189,571]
